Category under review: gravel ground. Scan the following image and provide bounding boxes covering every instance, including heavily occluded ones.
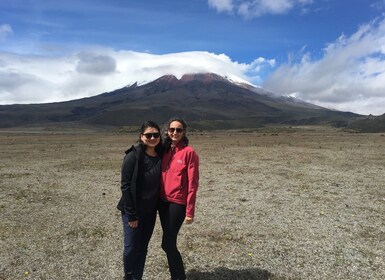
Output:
[0,126,384,280]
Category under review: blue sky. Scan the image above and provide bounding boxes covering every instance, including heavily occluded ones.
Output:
[1,0,385,115]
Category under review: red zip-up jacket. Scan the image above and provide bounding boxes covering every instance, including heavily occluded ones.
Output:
[160,142,199,218]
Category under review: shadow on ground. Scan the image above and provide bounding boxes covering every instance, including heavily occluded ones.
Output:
[186,267,271,280]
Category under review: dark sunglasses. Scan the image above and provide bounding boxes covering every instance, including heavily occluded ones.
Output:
[168,127,183,133]
[142,133,160,139]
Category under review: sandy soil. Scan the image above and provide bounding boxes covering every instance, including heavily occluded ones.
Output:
[0,126,384,279]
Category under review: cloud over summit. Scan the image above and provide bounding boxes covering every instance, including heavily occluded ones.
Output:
[76,53,117,75]
[0,50,273,104]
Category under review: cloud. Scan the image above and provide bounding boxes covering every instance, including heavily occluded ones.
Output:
[263,17,385,115]
[370,0,385,11]
[208,0,313,18]
[0,24,13,41]
[0,50,273,104]
[208,0,234,13]
[76,53,117,75]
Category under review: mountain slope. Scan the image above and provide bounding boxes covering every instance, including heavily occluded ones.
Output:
[0,73,360,129]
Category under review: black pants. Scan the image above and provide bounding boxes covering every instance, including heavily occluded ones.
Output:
[121,211,157,280]
[159,200,186,280]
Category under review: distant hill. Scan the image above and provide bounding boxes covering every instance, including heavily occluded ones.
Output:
[0,72,362,130]
[346,114,385,133]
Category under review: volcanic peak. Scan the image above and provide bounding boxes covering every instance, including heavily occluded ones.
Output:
[153,72,230,87]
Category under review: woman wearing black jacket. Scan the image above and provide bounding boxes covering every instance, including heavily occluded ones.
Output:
[117,121,163,280]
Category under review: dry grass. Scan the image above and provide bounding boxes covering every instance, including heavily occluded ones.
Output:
[0,126,384,279]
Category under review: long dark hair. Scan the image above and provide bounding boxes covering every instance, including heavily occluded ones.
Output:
[163,118,189,153]
[138,120,163,156]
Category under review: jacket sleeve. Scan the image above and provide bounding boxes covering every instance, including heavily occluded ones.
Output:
[121,151,138,221]
[186,149,199,218]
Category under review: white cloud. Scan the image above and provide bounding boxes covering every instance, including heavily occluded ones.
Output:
[209,0,313,18]
[0,24,13,41]
[0,50,273,104]
[263,17,385,115]
[208,0,233,13]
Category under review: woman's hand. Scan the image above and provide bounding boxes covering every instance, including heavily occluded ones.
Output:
[128,220,138,228]
[185,216,194,224]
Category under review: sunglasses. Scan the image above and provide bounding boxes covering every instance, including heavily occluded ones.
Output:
[168,127,183,133]
[142,133,160,139]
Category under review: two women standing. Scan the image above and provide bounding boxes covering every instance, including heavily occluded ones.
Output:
[117,118,199,280]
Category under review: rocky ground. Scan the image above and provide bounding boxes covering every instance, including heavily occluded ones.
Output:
[0,126,384,279]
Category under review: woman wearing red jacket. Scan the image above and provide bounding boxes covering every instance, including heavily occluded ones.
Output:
[159,118,199,280]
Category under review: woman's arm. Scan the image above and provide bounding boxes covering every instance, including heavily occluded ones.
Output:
[121,151,138,222]
[186,149,199,220]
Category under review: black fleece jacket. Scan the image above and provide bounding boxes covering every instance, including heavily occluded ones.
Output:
[117,144,143,221]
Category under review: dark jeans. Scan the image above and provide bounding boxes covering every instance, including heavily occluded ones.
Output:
[159,200,186,280]
[121,211,157,280]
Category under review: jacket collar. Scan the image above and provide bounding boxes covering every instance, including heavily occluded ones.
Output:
[171,141,186,153]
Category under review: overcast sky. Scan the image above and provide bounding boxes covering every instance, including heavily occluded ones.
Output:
[1,0,385,115]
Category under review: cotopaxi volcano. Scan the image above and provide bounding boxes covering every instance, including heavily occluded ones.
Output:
[0,73,360,130]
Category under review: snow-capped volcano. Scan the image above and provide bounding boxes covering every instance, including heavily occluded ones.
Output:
[0,72,358,129]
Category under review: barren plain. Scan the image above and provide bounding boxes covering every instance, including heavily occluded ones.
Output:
[0,126,384,280]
